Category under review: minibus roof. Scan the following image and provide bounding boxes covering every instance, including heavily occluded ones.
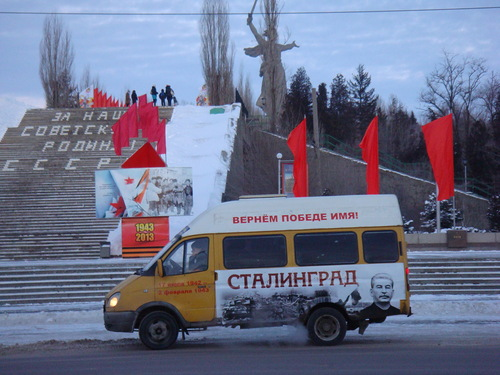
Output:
[183,194,403,236]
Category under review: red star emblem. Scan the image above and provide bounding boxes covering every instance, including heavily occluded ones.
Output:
[110,196,126,217]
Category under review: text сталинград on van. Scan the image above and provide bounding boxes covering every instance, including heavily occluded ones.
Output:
[104,194,411,349]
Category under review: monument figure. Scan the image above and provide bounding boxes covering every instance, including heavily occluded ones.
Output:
[244,0,298,131]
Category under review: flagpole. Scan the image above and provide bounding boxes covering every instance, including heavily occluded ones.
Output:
[436,186,441,232]
[452,196,456,229]
[276,153,283,194]
[311,88,323,194]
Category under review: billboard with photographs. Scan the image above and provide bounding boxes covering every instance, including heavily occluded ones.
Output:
[95,167,193,218]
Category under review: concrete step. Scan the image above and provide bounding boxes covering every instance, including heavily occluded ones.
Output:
[409,288,500,295]
[1,254,499,305]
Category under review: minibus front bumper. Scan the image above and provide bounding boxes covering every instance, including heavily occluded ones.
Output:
[104,310,137,332]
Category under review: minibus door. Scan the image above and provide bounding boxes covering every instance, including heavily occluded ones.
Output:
[156,237,215,323]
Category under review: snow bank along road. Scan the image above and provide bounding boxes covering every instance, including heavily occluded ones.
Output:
[0,294,498,351]
[0,250,499,350]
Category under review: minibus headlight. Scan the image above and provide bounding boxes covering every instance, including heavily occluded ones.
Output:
[108,292,121,308]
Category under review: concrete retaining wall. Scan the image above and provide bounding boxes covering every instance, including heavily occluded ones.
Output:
[226,125,491,231]
[406,232,500,250]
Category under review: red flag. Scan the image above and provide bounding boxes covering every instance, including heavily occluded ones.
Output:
[111,106,140,156]
[287,118,309,197]
[139,103,159,140]
[92,88,98,108]
[422,114,454,201]
[111,119,123,156]
[359,116,380,194]
[138,94,148,108]
[155,119,167,155]
[97,90,103,107]
[127,103,139,138]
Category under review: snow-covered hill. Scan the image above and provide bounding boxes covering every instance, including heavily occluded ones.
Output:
[0,96,41,140]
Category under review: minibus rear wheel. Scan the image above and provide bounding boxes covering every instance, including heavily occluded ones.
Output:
[139,311,179,350]
[307,307,346,346]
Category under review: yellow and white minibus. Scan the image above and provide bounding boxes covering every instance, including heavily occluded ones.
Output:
[104,194,411,349]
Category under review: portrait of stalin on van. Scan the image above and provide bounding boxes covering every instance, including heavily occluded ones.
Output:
[357,273,401,321]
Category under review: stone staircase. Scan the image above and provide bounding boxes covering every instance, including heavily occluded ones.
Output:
[0,107,173,261]
[0,107,498,308]
[0,251,498,307]
[408,253,500,295]
[0,260,145,305]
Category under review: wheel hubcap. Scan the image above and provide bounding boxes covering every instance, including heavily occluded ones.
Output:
[149,321,168,341]
[316,315,339,341]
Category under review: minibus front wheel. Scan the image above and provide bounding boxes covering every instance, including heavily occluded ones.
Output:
[307,307,346,346]
[139,311,179,350]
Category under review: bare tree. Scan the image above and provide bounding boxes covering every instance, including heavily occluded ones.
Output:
[480,71,499,126]
[420,51,488,146]
[39,15,77,108]
[237,68,256,115]
[460,56,487,140]
[79,64,101,93]
[419,51,464,124]
[199,0,235,106]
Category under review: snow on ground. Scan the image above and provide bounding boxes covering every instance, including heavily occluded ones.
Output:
[0,96,34,140]
[0,101,498,348]
[166,104,240,237]
[0,294,498,347]
[0,249,498,347]
[1,251,499,347]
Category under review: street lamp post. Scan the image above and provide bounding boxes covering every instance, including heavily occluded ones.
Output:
[276,153,283,194]
[463,159,468,192]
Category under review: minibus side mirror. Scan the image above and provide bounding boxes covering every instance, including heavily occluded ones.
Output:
[157,259,164,277]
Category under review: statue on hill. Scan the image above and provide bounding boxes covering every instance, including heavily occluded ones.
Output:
[244,0,298,132]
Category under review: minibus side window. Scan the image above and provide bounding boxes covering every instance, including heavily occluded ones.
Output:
[163,243,184,276]
[223,235,287,269]
[362,230,399,263]
[294,232,358,266]
[163,238,209,275]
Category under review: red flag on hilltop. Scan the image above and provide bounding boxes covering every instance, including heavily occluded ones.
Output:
[287,118,309,197]
[422,114,454,201]
[111,99,166,156]
[111,120,124,156]
[359,116,380,194]
[156,119,167,155]
[139,103,159,140]
[127,103,139,138]
[138,94,148,108]
[93,88,98,107]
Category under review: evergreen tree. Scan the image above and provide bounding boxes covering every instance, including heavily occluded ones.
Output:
[487,194,500,231]
[420,193,463,232]
[494,91,500,149]
[316,82,331,139]
[281,67,312,134]
[466,120,495,192]
[329,74,354,144]
[402,216,415,233]
[381,96,424,162]
[348,64,378,141]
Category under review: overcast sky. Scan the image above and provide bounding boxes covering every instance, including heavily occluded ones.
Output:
[0,0,499,118]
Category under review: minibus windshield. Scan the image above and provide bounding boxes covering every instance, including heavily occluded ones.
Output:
[140,233,182,273]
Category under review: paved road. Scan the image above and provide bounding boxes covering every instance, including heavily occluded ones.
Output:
[1,320,499,375]
[0,340,498,375]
